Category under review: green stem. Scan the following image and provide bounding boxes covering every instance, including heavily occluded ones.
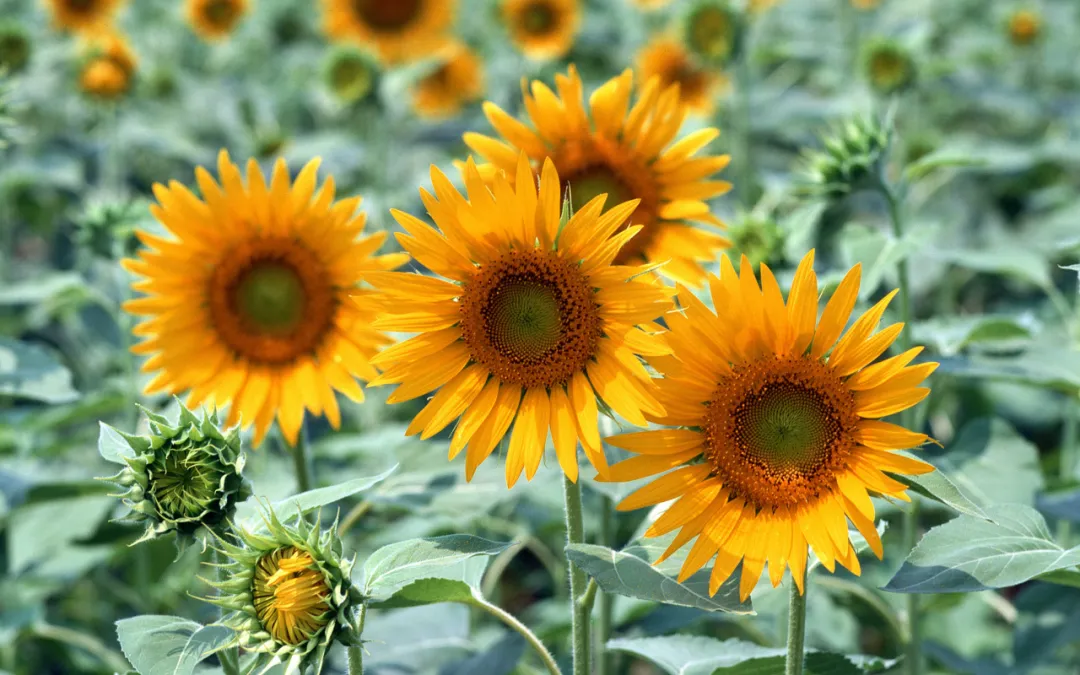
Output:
[881,182,923,675]
[290,420,313,493]
[214,549,241,675]
[734,54,754,208]
[338,500,372,536]
[473,596,563,675]
[1058,396,1078,543]
[839,0,860,77]
[348,604,367,675]
[785,555,809,675]
[596,496,615,675]
[563,475,590,675]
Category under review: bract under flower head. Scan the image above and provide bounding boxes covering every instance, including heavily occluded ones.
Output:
[802,115,892,199]
[204,507,362,675]
[98,402,250,554]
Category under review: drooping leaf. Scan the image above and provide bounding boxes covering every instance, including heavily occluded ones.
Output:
[361,535,511,601]
[234,465,398,526]
[0,338,79,404]
[884,504,1080,593]
[912,315,1034,357]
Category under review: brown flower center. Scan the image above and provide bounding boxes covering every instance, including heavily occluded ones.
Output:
[351,0,423,31]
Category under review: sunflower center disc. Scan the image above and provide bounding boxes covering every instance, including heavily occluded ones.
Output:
[460,248,602,389]
[564,164,635,213]
[253,547,332,646]
[870,53,905,88]
[68,0,96,14]
[330,57,374,100]
[352,0,422,31]
[150,451,219,520]
[204,0,239,27]
[521,1,556,35]
[703,355,860,509]
[234,262,307,335]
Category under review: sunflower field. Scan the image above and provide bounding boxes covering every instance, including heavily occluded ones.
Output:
[2,0,1080,674]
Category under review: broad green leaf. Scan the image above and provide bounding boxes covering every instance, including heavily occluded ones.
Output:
[8,494,113,573]
[565,543,750,614]
[936,347,1080,393]
[946,419,1044,507]
[361,535,511,600]
[904,151,988,182]
[0,338,79,404]
[368,577,479,610]
[442,632,524,675]
[884,504,1080,593]
[912,315,1033,357]
[606,636,784,675]
[234,465,398,526]
[0,273,85,306]
[929,247,1052,289]
[98,422,136,463]
[363,604,472,671]
[894,468,989,520]
[710,653,898,674]
[115,615,235,675]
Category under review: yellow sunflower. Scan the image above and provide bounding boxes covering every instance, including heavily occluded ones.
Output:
[252,547,332,646]
[43,0,123,32]
[79,31,137,100]
[411,42,485,120]
[187,0,249,40]
[321,0,454,64]
[636,37,726,115]
[465,66,732,285]
[122,151,407,447]
[631,0,674,9]
[367,152,674,487]
[502,0,579,61]
[602,250,936,601]
[1007,9,1041,46]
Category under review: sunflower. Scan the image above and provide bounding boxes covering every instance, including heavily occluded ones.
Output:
[681,0,743,66]
[79,31,137,100]
[1007,9,1040,46]
[43,0,123,32]
[411,42,485,119]
[602,250,936,601]
[368,152,673,487]
[465,66,732,285]
[122,151,407,447]
[502,0,579,61]
[862,39,916,96]
[631,0,674,8]
[636,37,726,115]
[321,0,454,64]
[852,0,879,8]
[187,0,249,40]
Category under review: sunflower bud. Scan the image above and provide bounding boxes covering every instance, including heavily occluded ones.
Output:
[204,509,363,675]
[99,403,250,553]
[861,39,916,96]
[324,45,380,105]
[680,0,744,67]
[802,115,892,199]
[727,212,783,270]
[1006,9,1041,47]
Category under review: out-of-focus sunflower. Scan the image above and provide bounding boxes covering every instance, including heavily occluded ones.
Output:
[321,0,454,64]
[681,0,742,66]
[79,31,137,100]
[747,0,782,12]
[0,22,31,73]
[631,0,674,8]
[502,0,579,61]
[466,66,732,285]
[43,0,123,32]
[636,37,726,115]
[411,42,485,119]
[324,45,380,104]
[368,152,673,487]
[852,0,879,8]
[1006,9,1041,46]
[187,0,249,40]
[122,151,407,447]
[603,251,936,601]
[861,39,916,95]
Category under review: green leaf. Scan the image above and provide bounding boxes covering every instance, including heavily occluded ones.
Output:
[944,418,1044,507]
[361,535,511,601]
[929,247,1052,289]
[442,632,524,675]
[8,494,113,573]
[115,615,235,675]
[936,346,1080,393]
[565,543,751,614]
[0,272,85,306]
[234,465,398,526]
[883,504,1080,593]
[606,636,784,675]
[369,577,480,609]
[893,467,989,520]
[903,151,988,182]
[709,652,897,674]
[0,338,79,404]
[363,604,472,671]
[98,422,136,464]
[911,315,1033,357]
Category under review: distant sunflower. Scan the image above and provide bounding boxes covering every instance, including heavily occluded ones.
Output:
[411,42,485,119]
[637,37,725,115]
[321,0,454,64]
[368,152,673,487]
[123,151,407,447]
[187,0,249,40]
[631,0,674,9]
[466,66,732,285]
[682,0,742,66]
[79,32,137,100]
[747,0,782,12]
[1006,9,1040,46]
[503,0,579,60]
[603,250,936,601]
[43,0,123,32]
[852,0,879,8]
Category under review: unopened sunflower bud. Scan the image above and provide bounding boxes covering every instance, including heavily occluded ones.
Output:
[98,403,250,553]
[681,0,744,67]
[802,115,892,199]
[861,39,916,96]
[203,508,363,675]
[727,212,783,270]
[324,45,380,105]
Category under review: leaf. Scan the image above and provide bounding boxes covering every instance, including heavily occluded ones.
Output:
[369,577,480,610]
[0,272,85,306]
[361,535,511,601]
[0,338,79,404]
[935,345,1080,393]
[439,632,525,675]
[911,315,1034,357]
[945,418,1044,507]
[710,652,898,674]
[115,615,235,675]
[928,247,1052,289]
[234,465,398,526]
[894,468,990,520]
[8,494,113,573]
[98,422,136,463]
[606,636,784,675]
[363,604,472,671]
[883,504,1080,593]
[904,151,988,182]
[565,543,750,614]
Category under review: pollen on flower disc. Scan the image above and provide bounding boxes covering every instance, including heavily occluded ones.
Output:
[459,248,602,390]
[703,355,861,509]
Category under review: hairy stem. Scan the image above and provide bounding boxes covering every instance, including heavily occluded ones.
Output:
[474,596,563,675]
[290,419,313,493]
[785,555,809,675]
[563,476,590,675]
[596,496,615,675]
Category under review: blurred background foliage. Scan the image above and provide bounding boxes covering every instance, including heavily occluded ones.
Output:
[1,0,1080,673]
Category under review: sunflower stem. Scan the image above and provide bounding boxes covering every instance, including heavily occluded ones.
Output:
[785,556,809,675]
[880,181,923,675]
[596,496,615,675]
[563,475,590,675]
[348,604,367,675]
[1059,395,1077,544]
[839,0,860,78]
[290,419,313,493]
[214,548,241,675]
[473,595,563,675]
[734,53,755,208]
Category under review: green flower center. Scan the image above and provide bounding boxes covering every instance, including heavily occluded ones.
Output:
[487,277,563,362]
[522,1,556,35]
[564,165,634,212]
[150,449,221,520]
[329,55,375,101]
[868,50,909,91]
[687,6,736,61]
[352,0,422,31]
[233,261,307,335]
[735,383,836,471]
